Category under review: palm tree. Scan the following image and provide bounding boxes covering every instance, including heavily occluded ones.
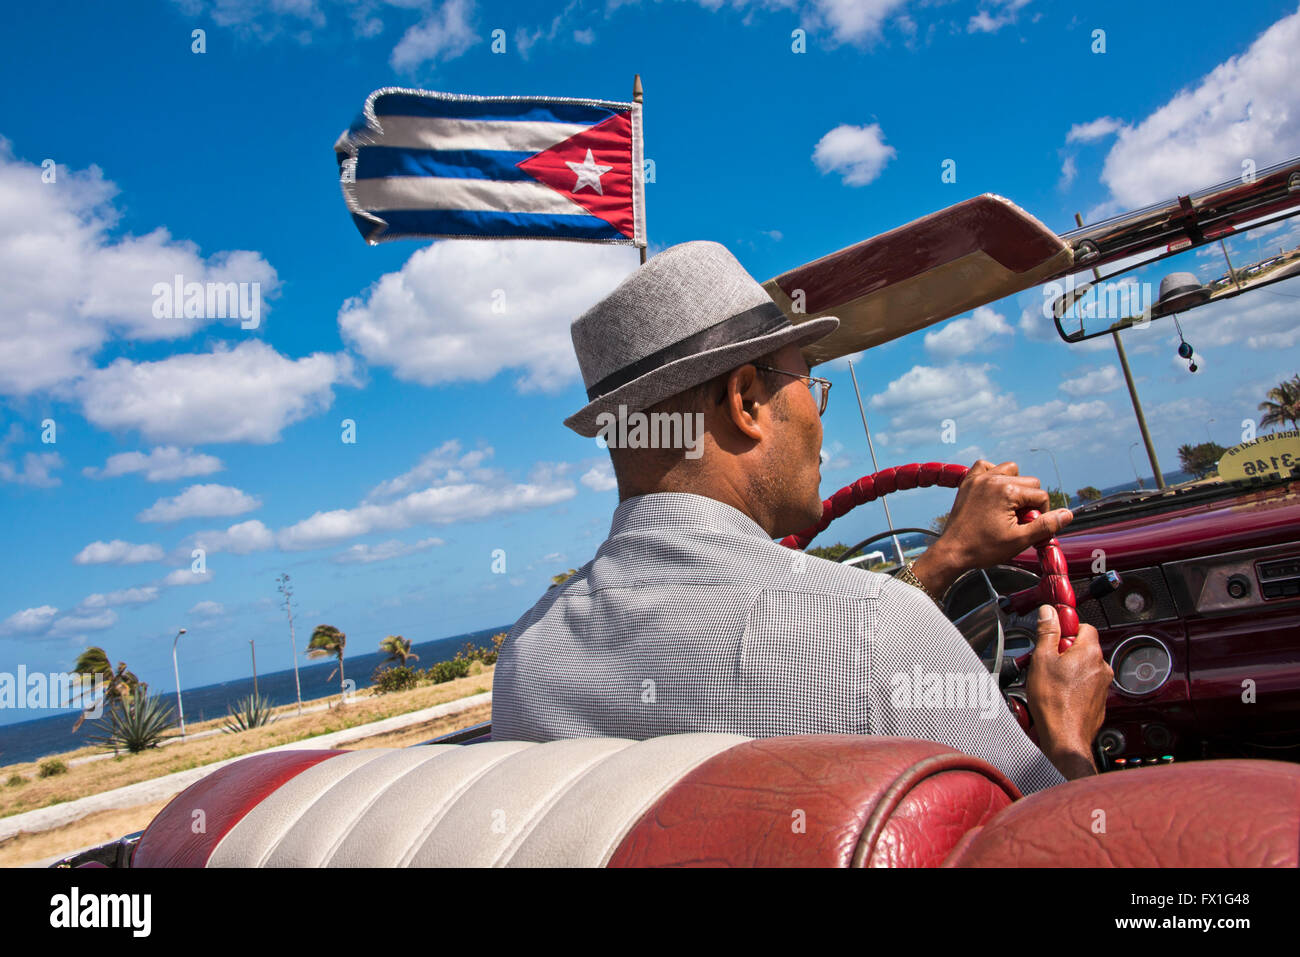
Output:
[307,625,348,695]
[379,634,418,668]
[70,647,142,732]
[1259,374,1300,432]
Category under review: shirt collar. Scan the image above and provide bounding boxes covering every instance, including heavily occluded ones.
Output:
[608,492,773,541]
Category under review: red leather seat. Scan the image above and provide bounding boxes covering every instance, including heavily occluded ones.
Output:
[131,734,1017,867]
[944,759,1300,867]
[129,735,1300,867]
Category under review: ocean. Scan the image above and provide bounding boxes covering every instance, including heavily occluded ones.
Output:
[0,625,508,768]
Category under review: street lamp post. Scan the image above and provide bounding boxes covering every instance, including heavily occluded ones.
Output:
[1029,447,1065,504]
[1205,418,1216,446]
[172,628,188,737]
[1128,442,1144,489]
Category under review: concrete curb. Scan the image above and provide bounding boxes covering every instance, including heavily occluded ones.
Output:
[3,691,491,847]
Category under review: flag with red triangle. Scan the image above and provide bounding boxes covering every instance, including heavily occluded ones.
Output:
[335,87,646,247]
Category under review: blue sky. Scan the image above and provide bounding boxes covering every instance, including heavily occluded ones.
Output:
[1,0,1298,710]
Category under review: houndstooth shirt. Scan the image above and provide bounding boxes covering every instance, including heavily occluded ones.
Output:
[493,493,1066,794]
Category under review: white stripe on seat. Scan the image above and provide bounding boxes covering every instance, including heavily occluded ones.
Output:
[204,735,752,867]
[407,738,635,867]
[208,748,408,868]
[504,733,748,867]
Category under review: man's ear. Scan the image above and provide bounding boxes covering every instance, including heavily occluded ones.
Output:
[724,364,765,441]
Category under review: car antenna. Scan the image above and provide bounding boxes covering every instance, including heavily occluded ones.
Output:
[847,358,907,567]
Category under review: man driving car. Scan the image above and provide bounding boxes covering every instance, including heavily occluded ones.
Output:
[493,241,1112,793]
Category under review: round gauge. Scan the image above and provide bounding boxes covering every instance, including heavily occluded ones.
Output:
[1110,635,1173,696]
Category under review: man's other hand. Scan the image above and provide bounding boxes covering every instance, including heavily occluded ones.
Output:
[912,460,1073,598]
[1025,605,1112,780]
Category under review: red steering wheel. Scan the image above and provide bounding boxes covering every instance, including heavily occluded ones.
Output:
[780,463,1079,652]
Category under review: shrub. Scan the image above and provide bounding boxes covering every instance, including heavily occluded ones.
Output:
[89,694,174,754]
[5,774,27,788]
[38,759,67,778]
[426,659,471,684]
[371,665,420,695]
[222,692,277,733]
[456,632,506,666]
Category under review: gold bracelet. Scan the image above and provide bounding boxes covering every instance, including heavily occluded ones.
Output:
[897,561,943,608]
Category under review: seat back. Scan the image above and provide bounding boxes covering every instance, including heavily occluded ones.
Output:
[944,758,1300,867]
[133,734,1019,867]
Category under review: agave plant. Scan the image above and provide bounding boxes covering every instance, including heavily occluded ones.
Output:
[89,694,174,755]
[222,692,278,733]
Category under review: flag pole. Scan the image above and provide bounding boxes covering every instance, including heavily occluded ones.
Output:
[634,73,646,265]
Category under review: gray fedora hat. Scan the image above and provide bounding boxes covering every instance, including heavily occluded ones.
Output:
[564,241,839,437]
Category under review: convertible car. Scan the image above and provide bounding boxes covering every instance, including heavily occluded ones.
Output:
[50,160,1300,869]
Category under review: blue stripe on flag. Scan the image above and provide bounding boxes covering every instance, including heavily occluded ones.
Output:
[373,92,620,126]
[355,147,536,182]
[366,209,626,242]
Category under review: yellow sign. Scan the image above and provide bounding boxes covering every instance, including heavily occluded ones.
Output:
[1218,429,1300,481]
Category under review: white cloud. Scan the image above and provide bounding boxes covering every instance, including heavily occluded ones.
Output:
[189,600,225,617]
[365,441,494,502]
[332,536,445,564]
[280,480,574,550]
[1065,116,1123,143]
[1059,154,1077,190]
[1094,9,1300,207]
[573,27,595,43]
[48,609,118,637]
[812,123,896,186]
[74,539,165,565]
[83,447,224,482]
[187,519,276,556]
[278,447,576,550]
[0,140,280,397]
[338,241,634,392]
[967,1,1031,35]
[922,306,1012,358]
[390,0,477,70]
[78,340,358,444]
[1060,364,1121,397]
[580,464,617,492]
[1,605,58,635]
[74,588,160,616]
[138,483,261,523]
[163,568,214,587]
[0,451,62,487]
[807,0,910,45]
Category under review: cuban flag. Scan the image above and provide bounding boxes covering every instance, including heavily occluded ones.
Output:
[334,87,646,247]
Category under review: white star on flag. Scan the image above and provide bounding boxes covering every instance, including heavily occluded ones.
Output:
[565,149,613,195]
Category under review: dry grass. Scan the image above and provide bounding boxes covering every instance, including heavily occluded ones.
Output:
[0,699,494,868]
[0,667,495,820]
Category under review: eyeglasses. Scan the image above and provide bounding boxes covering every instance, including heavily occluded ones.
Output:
[753,365,832,416]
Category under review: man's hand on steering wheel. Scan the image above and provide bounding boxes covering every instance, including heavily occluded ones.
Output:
[1025,605,1113,780]
[911,460,1074,599]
